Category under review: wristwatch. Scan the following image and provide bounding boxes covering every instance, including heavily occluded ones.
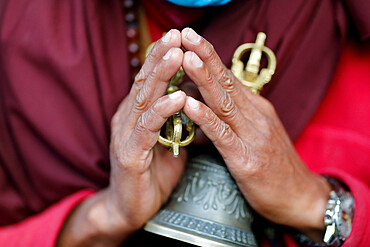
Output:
[294,177,355,247]
[323,177,355,246]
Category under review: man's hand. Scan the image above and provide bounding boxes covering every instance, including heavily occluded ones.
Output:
[180,28,331,238]
[57,30,187,246]
[107,29,186,231]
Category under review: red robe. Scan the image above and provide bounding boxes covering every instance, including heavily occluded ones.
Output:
[0,0,369,246]
[0,41,368,247]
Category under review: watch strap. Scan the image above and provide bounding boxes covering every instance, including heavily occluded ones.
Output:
[293,177,354,247]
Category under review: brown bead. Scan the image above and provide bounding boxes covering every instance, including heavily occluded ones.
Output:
[123,0,141,81]
[130,57,140,68]
[125,11,136,23]
[126,27,138,39]
[123,0,134,8]
[128,43,139,54]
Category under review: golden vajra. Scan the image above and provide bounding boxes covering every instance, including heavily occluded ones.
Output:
[147,32,276,157]
[145,44,195,158]
[157,66,195,157]
[231,32,276,94]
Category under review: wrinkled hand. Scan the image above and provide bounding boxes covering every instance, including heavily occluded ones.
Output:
[180,28,331,235]
[57,30,189,247]
[107,29,187,232]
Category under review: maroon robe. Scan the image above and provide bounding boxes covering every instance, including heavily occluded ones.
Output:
[0,0,369,227]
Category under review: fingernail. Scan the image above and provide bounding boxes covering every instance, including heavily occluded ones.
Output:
[184,28,201,44]
[169,90,182,100]
[190,52,203,68]
[163,49,172,60]
[161,30,172,43]
[187,96,199,110]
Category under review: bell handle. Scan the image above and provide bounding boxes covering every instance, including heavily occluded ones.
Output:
[171,112,183,157]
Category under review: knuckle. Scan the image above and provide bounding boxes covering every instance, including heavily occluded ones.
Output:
[149,101,160,116]
[149,65,161,80]
[135,115,149,135]
[111,103,128,130]
[254,113,273,132]
[219,70,234,92]
[203,43,217,63]
[116,147,128,168]
[242,147,263,176]
[219,94,237,119]
[123,149,150,172]
[149,101,164,120]
[134,87,150,111]
[147,41,159,57]
[260,98,277,116]
[110,137,127,166]
[218,123,235,145]
[263,119,282,144]
[206,112,221,133]
[255,101,281,135]
[135,109,160,134]
[205,70,214,85]
[206,113,235,145]
[111,112,121,128]
[134,69,146,85]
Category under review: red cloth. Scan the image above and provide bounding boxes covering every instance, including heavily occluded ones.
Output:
[0,0,130,224]
[1,0,368,225]
[0,190,94,246]
[0,42,367,247]
[294,42,370,246]
[0,0,369,246]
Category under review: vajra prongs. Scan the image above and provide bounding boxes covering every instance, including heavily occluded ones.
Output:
[231,32,276,95]
[157,67,195,157]
[148,32,276,157]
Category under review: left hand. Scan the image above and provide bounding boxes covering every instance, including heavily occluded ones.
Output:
[180,28,331,236]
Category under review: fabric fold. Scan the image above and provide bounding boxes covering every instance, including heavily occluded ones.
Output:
[0,190,94,247]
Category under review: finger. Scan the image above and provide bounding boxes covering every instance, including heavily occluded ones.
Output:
[124,90,186,171]
[182,51,250,136]
[181,28,246,95]
[183,96,252,173]
[129,29,181,102]
[113,46,183,128]
[182,28,231,86]
[126,47,183,129]
[181,28,263,117]
[114,29,181,120]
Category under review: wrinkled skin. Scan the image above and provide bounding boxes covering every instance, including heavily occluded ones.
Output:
[107,29,188,231]
[108,27,331,237]
[58,30,189,247]
[58,29,330,247]
[180,28,330,236]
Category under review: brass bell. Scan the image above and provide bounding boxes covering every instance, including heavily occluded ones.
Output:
[144,32,276,246]
[145,155,258,247]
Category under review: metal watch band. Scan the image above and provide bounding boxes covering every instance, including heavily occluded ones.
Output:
[293,177,355,247]
[323,177,354,246]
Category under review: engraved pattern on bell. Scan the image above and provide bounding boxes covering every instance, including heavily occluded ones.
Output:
[144,155,257,247]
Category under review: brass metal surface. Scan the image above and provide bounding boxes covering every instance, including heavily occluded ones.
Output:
[144,33,277,246]
[231,32,276,94]
[146,44,195,157]
[144,155,257,247]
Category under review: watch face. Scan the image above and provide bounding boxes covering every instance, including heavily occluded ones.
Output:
[338,193,355,239]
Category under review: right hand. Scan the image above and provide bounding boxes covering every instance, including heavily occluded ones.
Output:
[57,30,188,247]
[106,29,188,233]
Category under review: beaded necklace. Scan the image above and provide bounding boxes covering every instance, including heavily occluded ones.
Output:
[122,0,141,82]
